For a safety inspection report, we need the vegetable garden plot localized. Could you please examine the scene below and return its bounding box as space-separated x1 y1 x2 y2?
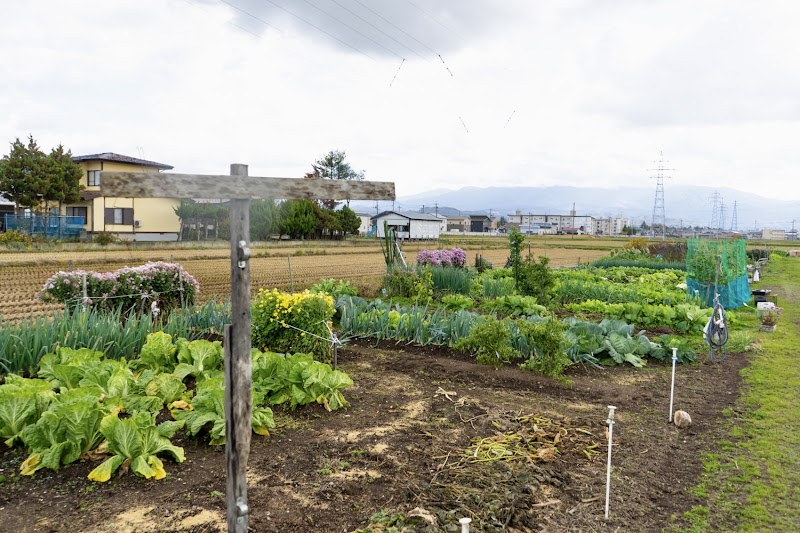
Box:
0 340 750 532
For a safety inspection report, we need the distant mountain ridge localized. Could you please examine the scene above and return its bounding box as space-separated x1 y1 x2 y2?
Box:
350 185 799 229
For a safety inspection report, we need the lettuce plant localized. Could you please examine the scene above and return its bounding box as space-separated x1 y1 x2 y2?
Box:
171 378 274 445
174 339 223 380
129 332 178 373
20 395 105 475
87 412 185 482
0 375 56 447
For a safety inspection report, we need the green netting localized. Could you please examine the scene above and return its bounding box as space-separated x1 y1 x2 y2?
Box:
685 239 749 309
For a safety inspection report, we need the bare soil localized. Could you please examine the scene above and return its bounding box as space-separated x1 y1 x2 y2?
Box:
0 342 748 532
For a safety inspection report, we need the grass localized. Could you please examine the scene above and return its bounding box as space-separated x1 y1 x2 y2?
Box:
681 256 800 531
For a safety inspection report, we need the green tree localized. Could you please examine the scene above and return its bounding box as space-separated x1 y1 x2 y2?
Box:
279 200 316 239
0 136 48 212
250 199 280 241
43 144 83 212
312 203 341 239
310 150 365 209
621 225 637 236
337 205 361 236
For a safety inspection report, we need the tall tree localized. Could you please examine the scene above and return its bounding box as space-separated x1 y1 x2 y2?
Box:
43 144 83 211
0 136 48 213
250 199 281 241
278 199 316 239
310 150 365 209
337 205 361 236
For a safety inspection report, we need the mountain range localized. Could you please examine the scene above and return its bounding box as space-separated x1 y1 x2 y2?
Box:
352 185 800 229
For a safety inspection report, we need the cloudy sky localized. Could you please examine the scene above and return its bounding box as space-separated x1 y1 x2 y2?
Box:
2 0 800 202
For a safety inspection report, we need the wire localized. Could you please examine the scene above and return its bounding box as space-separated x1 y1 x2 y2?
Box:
256 0 375 59
402 0 467 42
389 58 405 86
216 0 283 33
296 0 403 59
504 110 516 128
348 0 439 56
459 116 469 133
326 0 425 60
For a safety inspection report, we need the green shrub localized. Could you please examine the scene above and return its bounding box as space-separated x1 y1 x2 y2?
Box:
454 316 515 366
516 256 555 304
93 232 117 245
440 294 475 311
0 229 33 245
515 319 570 379
384 267 433 304
251 289 335 362
474 254 493 273
309 278 358 300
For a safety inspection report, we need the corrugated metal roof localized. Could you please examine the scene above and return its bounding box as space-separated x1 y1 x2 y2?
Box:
372 210 442 221
72 152 174 170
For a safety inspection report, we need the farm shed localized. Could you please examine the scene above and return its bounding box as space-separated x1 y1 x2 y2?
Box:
372 211 441 240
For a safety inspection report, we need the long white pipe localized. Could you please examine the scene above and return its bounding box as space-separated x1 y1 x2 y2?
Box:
604 405 617 520
669 348 678 422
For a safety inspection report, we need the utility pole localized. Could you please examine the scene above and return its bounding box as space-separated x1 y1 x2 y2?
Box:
375 201 379 217
435 202 438 217
649 151 672 239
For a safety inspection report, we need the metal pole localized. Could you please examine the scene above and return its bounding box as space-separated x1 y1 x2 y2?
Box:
288 255 294 292
604 405 617 520
669 348 678 422
225 164 252 533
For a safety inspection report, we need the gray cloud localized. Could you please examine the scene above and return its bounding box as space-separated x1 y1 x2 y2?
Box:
203 0 516 60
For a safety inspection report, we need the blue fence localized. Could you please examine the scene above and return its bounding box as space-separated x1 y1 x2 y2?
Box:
4 215 86 239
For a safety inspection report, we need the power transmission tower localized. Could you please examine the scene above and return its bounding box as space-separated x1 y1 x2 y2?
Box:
709 191 721 230
649 151 672 239
730 200 738 231
719 201 727 234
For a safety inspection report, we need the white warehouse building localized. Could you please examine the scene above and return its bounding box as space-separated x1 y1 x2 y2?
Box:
372 211 441 240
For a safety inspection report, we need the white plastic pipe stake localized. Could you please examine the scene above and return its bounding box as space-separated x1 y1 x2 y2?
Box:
459 517 472 533
604 405 617 520
669 348 678 422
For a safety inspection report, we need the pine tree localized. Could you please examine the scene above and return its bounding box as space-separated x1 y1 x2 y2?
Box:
0 136 48 212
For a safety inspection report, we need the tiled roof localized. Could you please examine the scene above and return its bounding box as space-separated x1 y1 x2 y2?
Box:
72 152 173 170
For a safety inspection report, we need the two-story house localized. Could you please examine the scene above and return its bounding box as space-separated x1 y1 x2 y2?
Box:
63 152 181 241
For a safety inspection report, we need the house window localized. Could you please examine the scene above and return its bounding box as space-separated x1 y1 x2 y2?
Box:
88 170 101 186
104 207 133 225
67 206 88 223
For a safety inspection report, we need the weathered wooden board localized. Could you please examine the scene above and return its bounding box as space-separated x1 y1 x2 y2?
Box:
99 172 396 200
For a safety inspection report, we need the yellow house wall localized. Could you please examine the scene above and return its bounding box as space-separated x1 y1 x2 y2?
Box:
66 161 181 235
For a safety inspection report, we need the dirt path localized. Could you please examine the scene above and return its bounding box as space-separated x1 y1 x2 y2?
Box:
0 342 747 532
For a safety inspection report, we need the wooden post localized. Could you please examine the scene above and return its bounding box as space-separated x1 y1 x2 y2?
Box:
225 163 252 533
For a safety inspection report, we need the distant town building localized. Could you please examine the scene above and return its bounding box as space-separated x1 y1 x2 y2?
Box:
506 209 627 235
355 212 373 235
762 229 786 240
372 211 441 240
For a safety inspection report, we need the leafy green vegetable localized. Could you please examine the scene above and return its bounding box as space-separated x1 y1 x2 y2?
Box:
129 331 178 373
134 370 187 404
19 396 104 475
0 376 55 447
174 339 223 380
171 378 274 445
87 412 185 482
37 347 104 389
252 350 353 410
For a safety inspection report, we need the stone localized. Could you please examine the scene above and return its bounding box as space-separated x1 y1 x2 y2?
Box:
674 410 692 428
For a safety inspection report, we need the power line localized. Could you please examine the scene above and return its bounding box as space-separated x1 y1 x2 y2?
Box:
256 0 375 59
348 0 439 56
326 0 426 60
297 0 403 59
503 110 516 128
458 116 469 133
388 58 405 86
402 0 467 43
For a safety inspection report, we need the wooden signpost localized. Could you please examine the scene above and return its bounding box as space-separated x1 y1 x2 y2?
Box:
101 165 395 532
